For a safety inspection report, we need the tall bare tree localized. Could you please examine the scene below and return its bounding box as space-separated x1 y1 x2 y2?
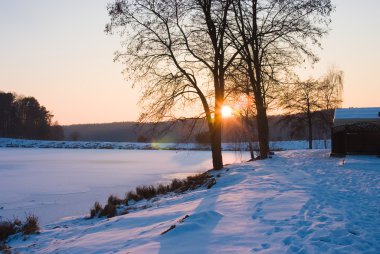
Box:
316 68 344 146
106 0 239 169
279 68 343 149
280 79 321 149
229 0 334 158
319 68 344 111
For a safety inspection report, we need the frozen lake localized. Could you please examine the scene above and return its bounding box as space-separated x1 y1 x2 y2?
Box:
0 148 249 224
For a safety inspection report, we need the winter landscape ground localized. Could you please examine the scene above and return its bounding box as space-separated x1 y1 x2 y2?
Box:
2 146 379 253
0 147 249 225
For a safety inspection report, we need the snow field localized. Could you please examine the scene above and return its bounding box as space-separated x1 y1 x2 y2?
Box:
7 150 380 253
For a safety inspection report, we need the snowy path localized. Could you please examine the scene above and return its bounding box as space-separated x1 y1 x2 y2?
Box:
8 150 380 253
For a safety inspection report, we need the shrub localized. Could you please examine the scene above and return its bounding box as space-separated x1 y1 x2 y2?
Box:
185 173 211 190
90 201 117 219
100 204 117 218
0 221 16 241
0 215 39 243
90 172 216 219
12 218 22 228
206 178 216 189
169 179 183 192
22 214 39 235
107 195 122 206
156 184 170 195
90 201 103 218
135 185 156 200
125 191 142 202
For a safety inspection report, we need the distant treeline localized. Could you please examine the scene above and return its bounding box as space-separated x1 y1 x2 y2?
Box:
0 92 64 140
63 111 333 143
0 90 332 143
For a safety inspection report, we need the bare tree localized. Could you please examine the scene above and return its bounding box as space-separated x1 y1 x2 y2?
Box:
279 68 343 149
229 0 334 158
280 79 321 149
319 68 344 111
316 68 344 146
106 0 334 163
106 0 240 169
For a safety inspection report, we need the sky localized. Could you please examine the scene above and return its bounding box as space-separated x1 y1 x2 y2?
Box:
0 0 379 125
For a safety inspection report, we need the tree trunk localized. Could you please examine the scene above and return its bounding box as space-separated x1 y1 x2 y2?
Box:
255 96 270 159
210 127 223 170
242 110 255 160
251 0 269 159
205 80 224 170
307 110 313 149
248 141 255 160
209 109 223 170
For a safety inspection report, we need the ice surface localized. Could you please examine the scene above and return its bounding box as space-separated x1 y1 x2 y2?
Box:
0 148 249 224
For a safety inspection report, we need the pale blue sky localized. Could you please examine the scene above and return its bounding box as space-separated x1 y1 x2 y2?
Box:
0 0 379 124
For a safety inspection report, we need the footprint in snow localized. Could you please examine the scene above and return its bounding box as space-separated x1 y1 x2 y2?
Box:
251 243 271 252
265 226 283 236
252 208 263 220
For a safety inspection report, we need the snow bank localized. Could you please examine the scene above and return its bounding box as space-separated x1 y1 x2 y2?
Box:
7 150 379 253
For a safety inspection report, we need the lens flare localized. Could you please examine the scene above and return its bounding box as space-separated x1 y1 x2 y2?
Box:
222 105 233 118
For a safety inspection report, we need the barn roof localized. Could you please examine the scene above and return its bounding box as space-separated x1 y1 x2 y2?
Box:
334 107 380 126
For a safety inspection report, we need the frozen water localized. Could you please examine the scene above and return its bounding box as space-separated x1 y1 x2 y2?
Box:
0 148 249 224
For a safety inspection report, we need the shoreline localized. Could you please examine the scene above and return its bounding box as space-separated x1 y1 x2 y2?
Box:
0 138 330 151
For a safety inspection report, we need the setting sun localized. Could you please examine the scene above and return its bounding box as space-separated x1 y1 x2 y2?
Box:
222 105 233 118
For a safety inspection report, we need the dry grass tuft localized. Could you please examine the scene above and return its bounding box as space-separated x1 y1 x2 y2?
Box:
156 184 170 195
169 179 183 192
0 221 17 241
90 201 103 218
89 172 216 219
125 191 142 202
0 215 40 243
100 204 117 218
135 185 157 200
22 214 40 235
107 195 123 206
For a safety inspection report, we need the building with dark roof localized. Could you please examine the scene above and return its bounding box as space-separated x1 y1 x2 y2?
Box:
331 107 380 155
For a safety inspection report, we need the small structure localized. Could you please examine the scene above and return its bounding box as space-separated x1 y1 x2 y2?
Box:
331 107 380 155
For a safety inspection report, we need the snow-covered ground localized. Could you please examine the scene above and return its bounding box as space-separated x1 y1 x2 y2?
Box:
0 138 330 151
0 148 249 225
7 150 380 253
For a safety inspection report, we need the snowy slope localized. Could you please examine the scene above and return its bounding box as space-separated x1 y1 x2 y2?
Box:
7 150 379 253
